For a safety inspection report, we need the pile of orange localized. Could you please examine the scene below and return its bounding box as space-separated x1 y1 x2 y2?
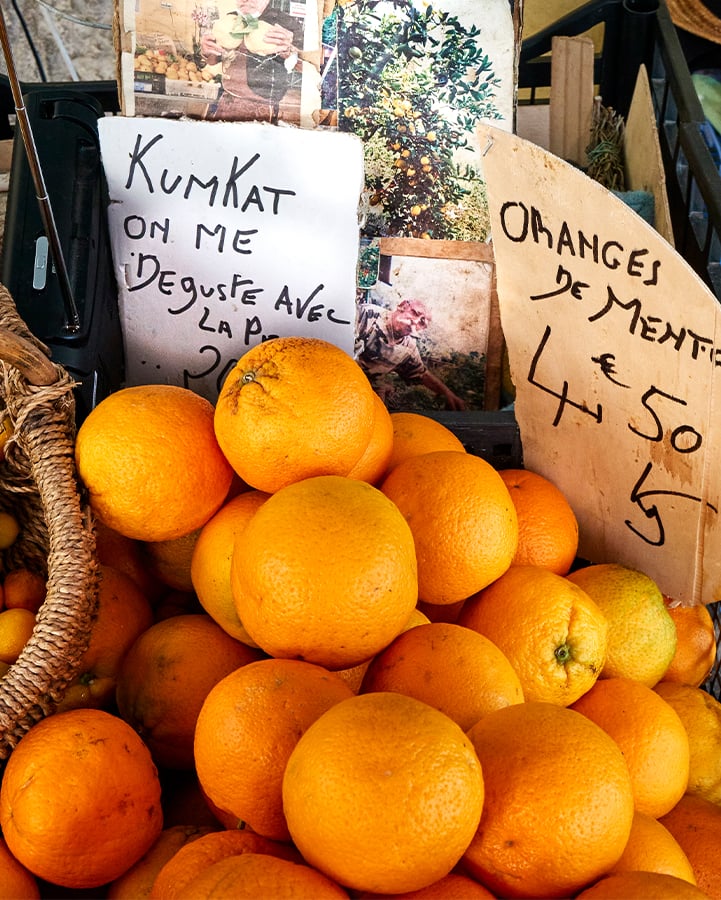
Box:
0 334 719 898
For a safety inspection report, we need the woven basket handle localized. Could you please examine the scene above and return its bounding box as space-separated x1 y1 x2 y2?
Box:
0 327 58 386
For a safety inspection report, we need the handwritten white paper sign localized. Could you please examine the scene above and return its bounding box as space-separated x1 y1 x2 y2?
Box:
98 117 364 401
479 124 721 605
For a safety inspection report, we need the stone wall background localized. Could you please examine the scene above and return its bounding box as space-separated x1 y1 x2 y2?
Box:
0 0 116 85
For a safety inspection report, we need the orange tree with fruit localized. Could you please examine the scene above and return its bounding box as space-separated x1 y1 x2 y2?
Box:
334 0 502 239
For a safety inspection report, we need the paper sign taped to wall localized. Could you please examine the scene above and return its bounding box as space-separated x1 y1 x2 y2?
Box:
98 116 364 401
479 124 721 606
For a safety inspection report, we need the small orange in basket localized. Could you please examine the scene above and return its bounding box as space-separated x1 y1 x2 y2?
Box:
380 450 517 605
608 810 696 884
231 475 418 668
347 391 395 484
462 702 634 899
0 607 35 665
1 568 45 613
498 468 579 574
661 599 718 688
194 657 353 842
106 824 217 900
566 563 677 687
57 563 154 712
116 613 263 770
75 384 234 542
0 708 163 890
171 853 347 900
150 829 302 900
576 871 709 899
0 837 39 899
282 691 484 896
384 411 466 475
190 489 270 646
571 677 690 818
459 565 607 706
214 336 376 493
654 681 721 806
659 794 721 898
360 622 524 731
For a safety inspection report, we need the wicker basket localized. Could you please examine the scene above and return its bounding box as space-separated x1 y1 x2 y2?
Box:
0 284 99 759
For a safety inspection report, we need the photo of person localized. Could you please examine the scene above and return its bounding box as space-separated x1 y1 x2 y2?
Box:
354 240 503 412
201 0 305 123
356 298 467 411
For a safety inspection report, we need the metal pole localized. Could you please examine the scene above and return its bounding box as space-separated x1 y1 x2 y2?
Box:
0 1 80 333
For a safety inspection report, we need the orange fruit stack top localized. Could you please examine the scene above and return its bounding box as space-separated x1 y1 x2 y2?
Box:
0 708 163 890
462 701 634 899
570 676 690 818
360 621 524 731
384 411 466 476
282 691 484 896
194 657 353 842
459 565 608 706
231 474 418 669
661 598 718 688
499 467 579 574
75 384 233 542
214 336 377 493
380 450 518 605
566 563 677 687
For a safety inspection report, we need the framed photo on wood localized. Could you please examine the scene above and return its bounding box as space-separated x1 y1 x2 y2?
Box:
355 237 504 412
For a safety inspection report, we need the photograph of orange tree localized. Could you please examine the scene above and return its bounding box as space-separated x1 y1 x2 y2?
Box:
328 0 517 241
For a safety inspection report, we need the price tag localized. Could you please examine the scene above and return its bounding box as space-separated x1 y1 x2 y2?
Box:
479 124 721 605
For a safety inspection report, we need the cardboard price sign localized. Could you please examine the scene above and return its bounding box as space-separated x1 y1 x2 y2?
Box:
479 124 721 605
98 117 364 402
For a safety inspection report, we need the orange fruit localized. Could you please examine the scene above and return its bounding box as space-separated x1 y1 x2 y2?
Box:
576 871 710 899
231 475 418 669
142 529 201 593
335 606 432 693
1 568 46 613
498 468 579 574
662 599 718 688
150 829 302 899
608 810 697 884
459 565 607 706
0 708 163 889
347 391 395 484
380 450 518 605
654 681 721 806
214 336 376 493
357 872 496 899
360 622 524 731
57 563 155 711
384 411 466 475
194 657 354 842
94 520 166 604
0 607 35 664
107 824 217 899
571 677 690 818
116 613 263 770
0 837 39 899
566 563 677 687
190 490 270 646
172 853 348 900
659 794 721 898
282 691 485 895
462 701 634 899
75 384 234 542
